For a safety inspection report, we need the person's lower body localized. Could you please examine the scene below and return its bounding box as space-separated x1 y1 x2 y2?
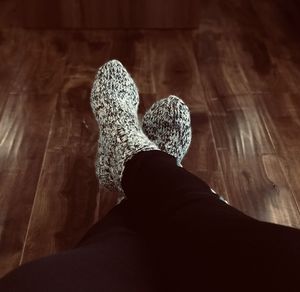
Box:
2 150 300 291
2 60 300 292
121 150 300 291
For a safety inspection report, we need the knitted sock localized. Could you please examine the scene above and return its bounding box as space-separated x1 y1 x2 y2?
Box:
142 95 192 166
142 95 229 204
90 60 158 197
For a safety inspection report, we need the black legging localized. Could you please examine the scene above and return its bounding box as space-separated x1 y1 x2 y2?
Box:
1 151 300 291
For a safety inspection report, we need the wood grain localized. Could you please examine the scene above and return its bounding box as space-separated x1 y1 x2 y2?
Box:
0 31 67 276
19 31 112 263
193 32 300 225
258 92 300 216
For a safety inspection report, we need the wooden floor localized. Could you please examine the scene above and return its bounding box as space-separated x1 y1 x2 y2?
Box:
1 0 300 277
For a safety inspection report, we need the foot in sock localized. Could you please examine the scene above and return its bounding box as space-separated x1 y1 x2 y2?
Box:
142 95 192 166
142 95 229 204
90 60 158 197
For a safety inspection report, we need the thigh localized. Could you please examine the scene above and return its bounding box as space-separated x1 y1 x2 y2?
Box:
0 200 158 292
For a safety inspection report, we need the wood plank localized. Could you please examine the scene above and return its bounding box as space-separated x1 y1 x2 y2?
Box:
257 92 300 214
149 31 208 110
20 31 69 95
193 26 300 226
148 30 227 197
19 31 112 264
193 29 295 97
109 30 155 95
20 75 100 262
218 149 300 227
185 111 228 197
0 30 67 277
194 9 300 95
0 29 31 107
0 92 56 278
207 92 300 226
0 30 67 95
237 39 300 94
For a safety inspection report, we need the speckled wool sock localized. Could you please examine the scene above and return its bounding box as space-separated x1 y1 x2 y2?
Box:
142 95 192 166
90 60 158 196
142 95 229 204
